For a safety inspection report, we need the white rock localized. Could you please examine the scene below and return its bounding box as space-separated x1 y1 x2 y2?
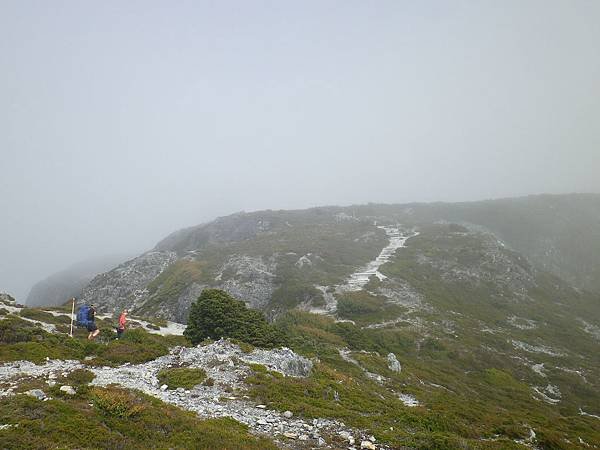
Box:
25 389 46 400
387 353 401 372
283 410 293 418
283 432 298 439
339 431 352 440
59 385 76 395
160 384 168 391
256 404 267 409
361 441 376 449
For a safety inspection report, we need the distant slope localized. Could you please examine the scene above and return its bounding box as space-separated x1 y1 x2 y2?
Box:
399 193 600 293
26 254 132 307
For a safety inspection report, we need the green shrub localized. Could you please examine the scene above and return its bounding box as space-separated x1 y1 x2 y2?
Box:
337 292 383 316
91 387 146 418
157 367 207 389
0 316 47 344
184 289 285 348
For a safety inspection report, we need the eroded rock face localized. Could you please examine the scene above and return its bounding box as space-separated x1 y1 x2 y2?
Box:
81 251 177 314
215 255 277 310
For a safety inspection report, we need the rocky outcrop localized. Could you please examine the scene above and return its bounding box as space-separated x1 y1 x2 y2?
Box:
81 251 177 314
387 353 401 373
215 255 276 310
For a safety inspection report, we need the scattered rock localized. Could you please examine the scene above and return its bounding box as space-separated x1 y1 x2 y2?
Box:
387 353 401 373
361 441 377 450
283 432 298 439
59 385 76 395
160 384 168 391
398 393 420 407
283 410 293 419
25 389 46 401
339 431 352 440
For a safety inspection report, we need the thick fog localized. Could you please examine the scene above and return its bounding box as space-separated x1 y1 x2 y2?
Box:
1 1 599 301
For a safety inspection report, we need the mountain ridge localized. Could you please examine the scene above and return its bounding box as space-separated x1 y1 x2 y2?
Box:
82 193 600 321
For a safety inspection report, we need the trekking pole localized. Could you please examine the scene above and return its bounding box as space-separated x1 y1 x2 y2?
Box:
69 297 75 337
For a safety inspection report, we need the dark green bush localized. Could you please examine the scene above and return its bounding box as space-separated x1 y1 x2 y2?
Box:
184 289 285 348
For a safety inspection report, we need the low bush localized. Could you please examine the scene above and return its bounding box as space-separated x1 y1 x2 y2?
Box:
157 367 207 389
91 387 146 418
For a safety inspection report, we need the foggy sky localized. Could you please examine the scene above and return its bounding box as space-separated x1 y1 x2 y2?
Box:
1 0 600 301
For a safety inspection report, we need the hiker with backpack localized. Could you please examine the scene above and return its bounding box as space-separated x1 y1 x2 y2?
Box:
76 304 100 340
116 309 128 339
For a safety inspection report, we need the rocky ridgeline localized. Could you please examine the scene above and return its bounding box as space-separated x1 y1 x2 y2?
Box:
0 340 384 449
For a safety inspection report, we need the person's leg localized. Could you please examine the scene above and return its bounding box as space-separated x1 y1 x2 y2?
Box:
116 328 123 339
88 324 99 340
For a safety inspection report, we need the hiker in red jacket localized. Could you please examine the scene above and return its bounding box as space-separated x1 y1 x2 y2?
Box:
116 309 128 339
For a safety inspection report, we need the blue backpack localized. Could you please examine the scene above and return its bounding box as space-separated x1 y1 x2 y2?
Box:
76 305 92 327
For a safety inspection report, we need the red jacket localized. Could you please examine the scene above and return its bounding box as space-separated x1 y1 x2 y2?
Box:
118 314 127 330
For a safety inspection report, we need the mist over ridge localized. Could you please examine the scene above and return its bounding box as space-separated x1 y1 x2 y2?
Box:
2 1 600 301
